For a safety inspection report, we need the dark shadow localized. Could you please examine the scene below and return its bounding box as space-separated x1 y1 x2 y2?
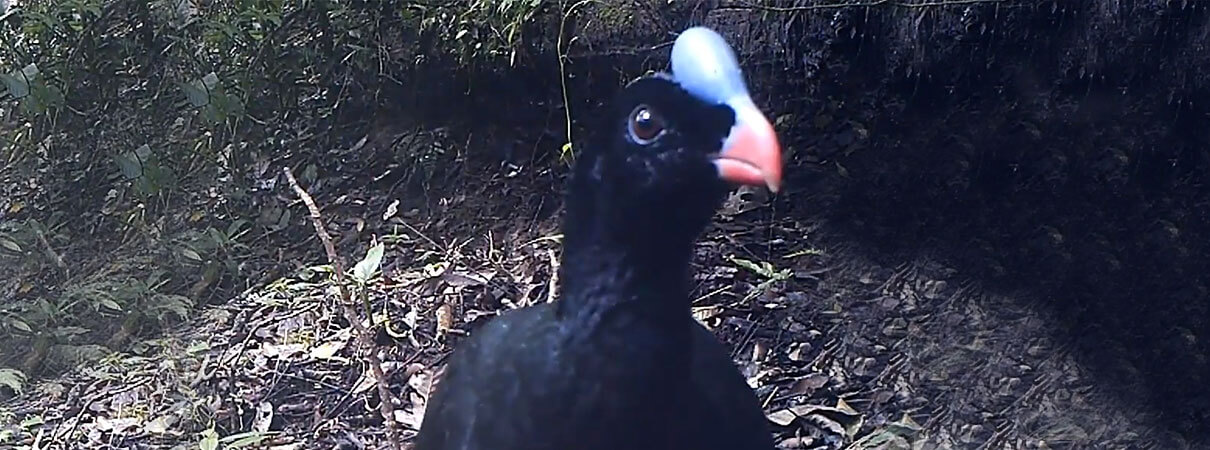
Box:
774 4 1210 441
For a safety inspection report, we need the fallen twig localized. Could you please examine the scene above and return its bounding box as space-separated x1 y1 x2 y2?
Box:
726 0 1008 12
283 167 404 450
31 219 66 271
544 247 559 305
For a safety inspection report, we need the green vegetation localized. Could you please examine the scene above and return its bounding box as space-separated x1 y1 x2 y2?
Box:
2 0 1208 448
0 0 557 389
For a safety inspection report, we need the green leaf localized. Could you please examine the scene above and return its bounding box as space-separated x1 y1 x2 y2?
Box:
728 256 791 281
309 340 345 360
274 208 291 230
147 268 165 287
142 162 176 193
225 219 250 239
114 144 152 180
0 63 38 98
729 256 772 277
199 428 219 450
54 326 90 337
0 368 27 394
144 415 174 434
301 164 318 183
20 415 44 428
113 153 140 180
152 294 193 320
178 80 206 107
221 431 275 448
180 72 220 107
783 248 823 259
0 237 22 253
32 83 64 109
0 74 21 98
179 247 203 262
835 161 849 178
207 226 228 245
351 242 385 283
98 298 122 312
10 68 58 115
203 90 244 123
299 264 334 281
849 413 921 449
187 341 212 354
560 142 574 162
8 318 32 333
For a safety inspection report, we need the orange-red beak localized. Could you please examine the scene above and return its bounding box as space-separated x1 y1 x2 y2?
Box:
712 97 782 193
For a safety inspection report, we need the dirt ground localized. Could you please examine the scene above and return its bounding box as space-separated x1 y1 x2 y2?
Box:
4 3 1210 448
2 136 1204 449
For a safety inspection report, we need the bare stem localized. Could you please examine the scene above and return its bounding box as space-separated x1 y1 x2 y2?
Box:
282 167 404 450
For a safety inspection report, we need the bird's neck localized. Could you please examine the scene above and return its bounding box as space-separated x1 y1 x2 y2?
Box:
554 199 704 323
561 233 695 310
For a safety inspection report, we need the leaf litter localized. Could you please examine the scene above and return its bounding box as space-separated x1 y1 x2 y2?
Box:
0 127 1193 450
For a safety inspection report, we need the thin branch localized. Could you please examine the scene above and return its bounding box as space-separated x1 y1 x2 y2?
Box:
282 167 404 450
543 248 559 306
31 220 66 271
566 40 674 59
727 0 1008 12
556 0 596 160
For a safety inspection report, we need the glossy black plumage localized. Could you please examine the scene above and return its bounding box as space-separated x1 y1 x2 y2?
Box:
412 76 777 450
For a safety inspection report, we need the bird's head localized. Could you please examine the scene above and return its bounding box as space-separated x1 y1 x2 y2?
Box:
568 27 782 241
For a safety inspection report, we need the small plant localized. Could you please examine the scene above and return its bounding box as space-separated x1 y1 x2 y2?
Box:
413 0 548 66
728 256 792 302
0 63 64 116
0 368 28 395
172 219 252 282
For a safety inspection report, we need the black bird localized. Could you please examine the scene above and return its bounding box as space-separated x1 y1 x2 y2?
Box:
413 27 782 450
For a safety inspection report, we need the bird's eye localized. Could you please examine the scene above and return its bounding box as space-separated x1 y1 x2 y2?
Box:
627 105 666 144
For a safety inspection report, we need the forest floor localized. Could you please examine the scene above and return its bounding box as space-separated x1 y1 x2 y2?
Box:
2 119 1202 450
4 2 1210 450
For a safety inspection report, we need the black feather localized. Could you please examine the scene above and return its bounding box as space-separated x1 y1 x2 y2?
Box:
413 75 775 450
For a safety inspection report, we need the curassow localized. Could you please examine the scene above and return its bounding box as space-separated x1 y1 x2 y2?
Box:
413 27 782 450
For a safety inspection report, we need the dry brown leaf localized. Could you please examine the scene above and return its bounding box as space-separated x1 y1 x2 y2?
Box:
142 415 176 435
780 436 821 448
691 304 724 327
352 361 404 394
850 432 911 450
719 185 767 217
440 270 489 288
752 340 768 363
766 402 862 435
787 341 812 362
403 307 419 329
309 340 346 360
398 366 439 430
395 391 428 430
407 367 435 398
94 417 140 433
261 343 305 359
435 303 454 336
254 401 274 433
849 413 922 450
789 373 830 396
383 199 400 221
